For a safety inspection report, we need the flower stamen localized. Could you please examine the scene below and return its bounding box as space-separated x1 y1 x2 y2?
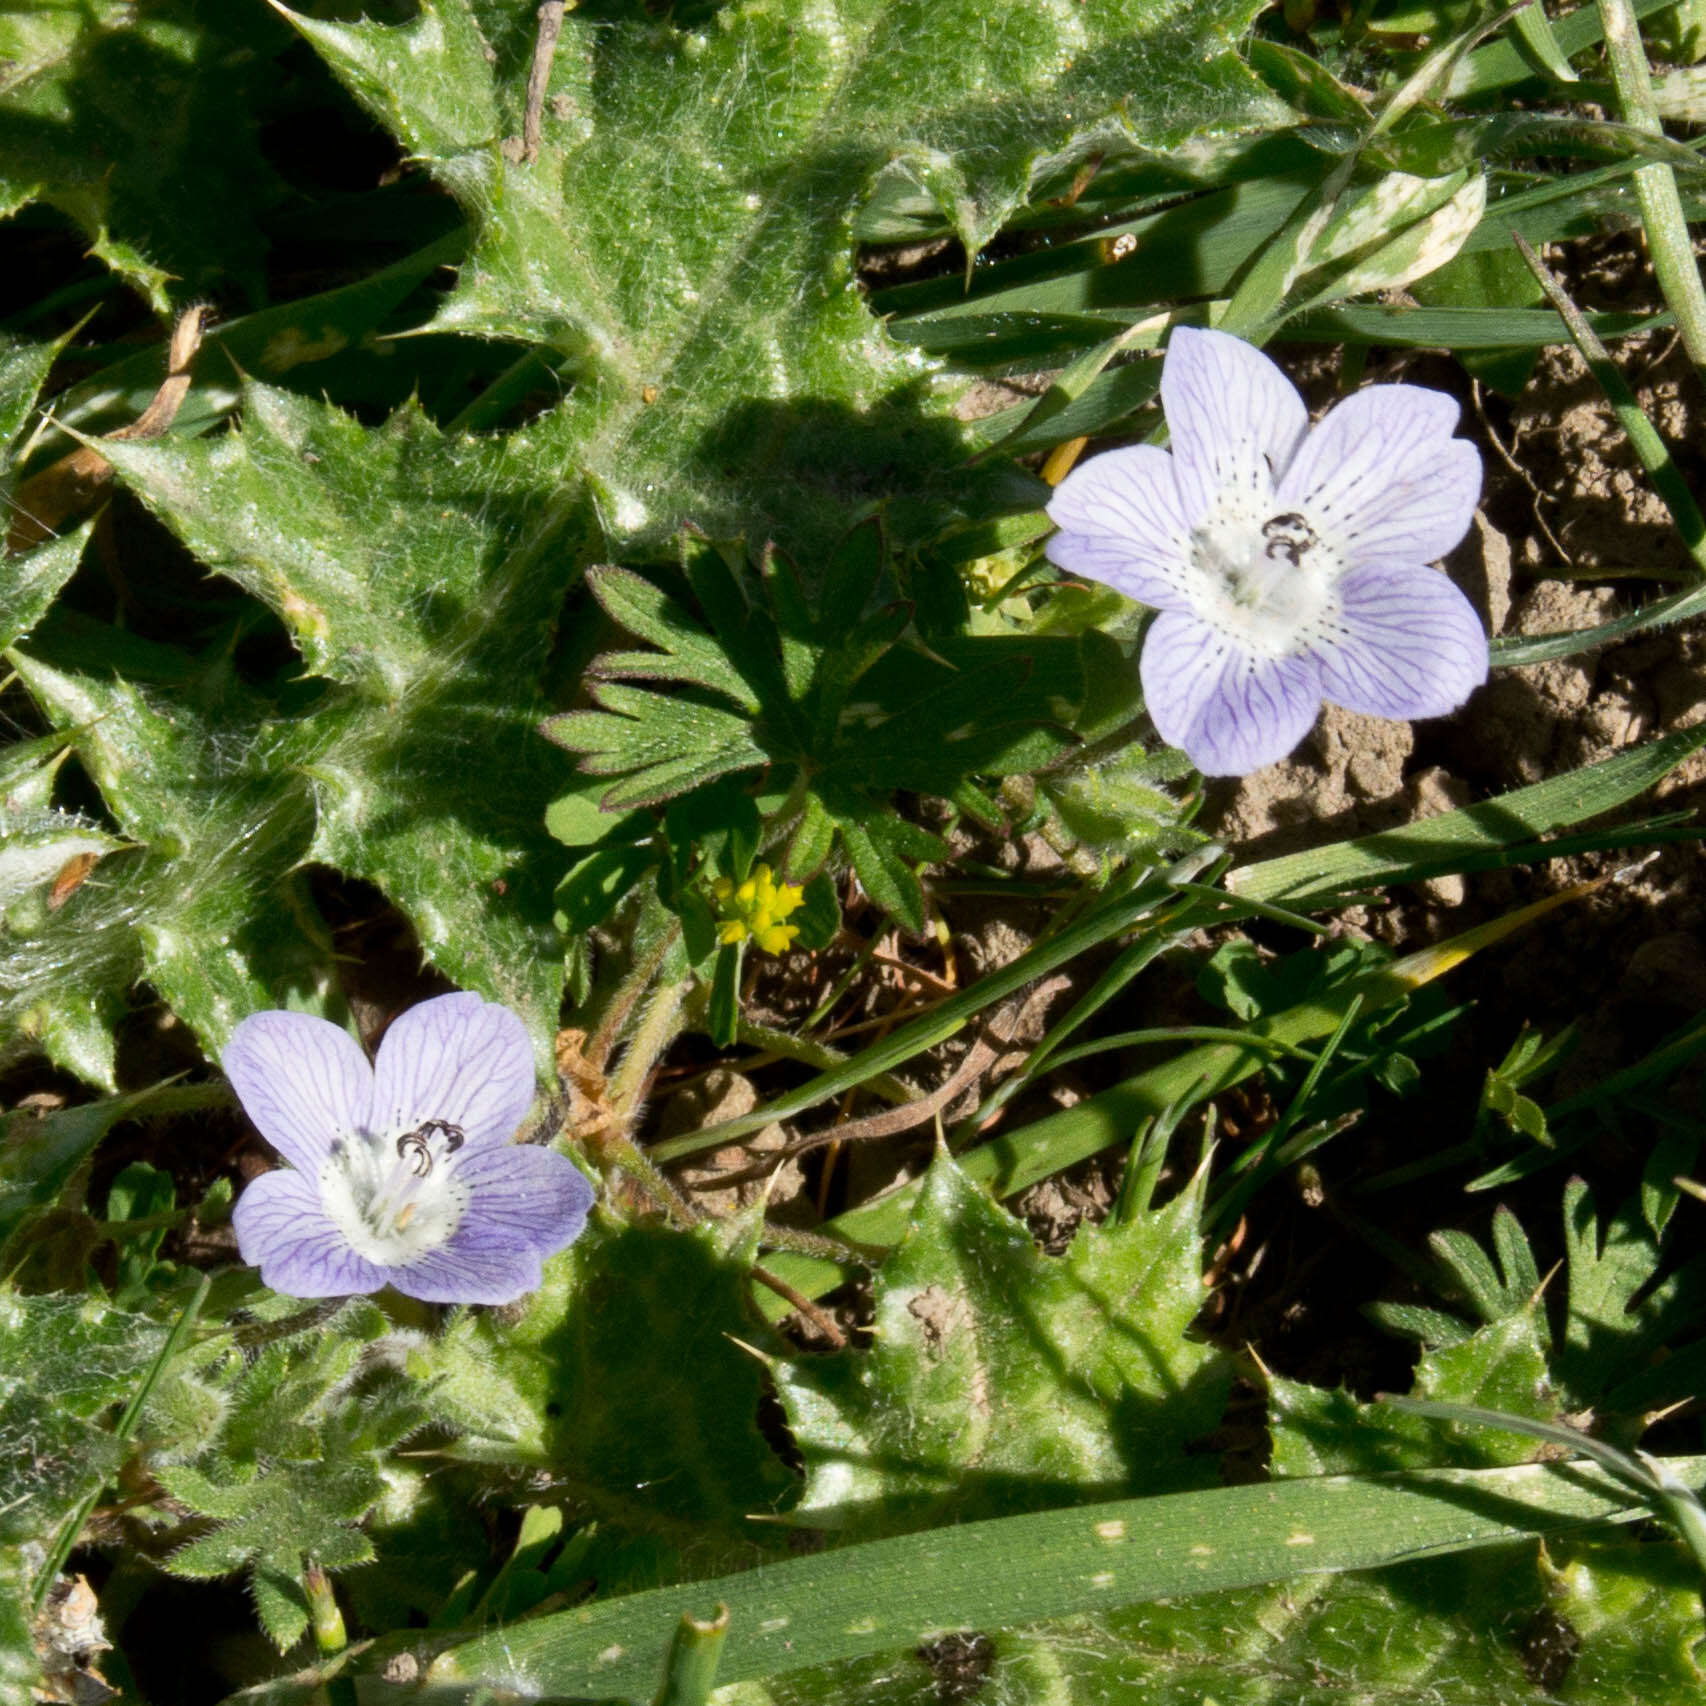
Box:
395 1118 466 1177
1262 513 1317 566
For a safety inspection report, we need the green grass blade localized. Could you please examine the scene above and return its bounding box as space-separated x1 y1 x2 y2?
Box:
1507 0 1581 81
1596 0 1706 370
1451 0 1675 97
647 862 1198 1164
1515 232 1706 569
1492 577 1706 665
762 887 1595 1310
1293 302 1667 350
1228 721 1706 906
413 1457 1704 1702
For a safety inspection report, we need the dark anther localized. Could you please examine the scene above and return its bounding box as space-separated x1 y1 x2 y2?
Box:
395 1119 467 1176
1262 511 1317 565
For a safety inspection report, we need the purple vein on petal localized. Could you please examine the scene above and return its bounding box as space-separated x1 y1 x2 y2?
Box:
223 1010 372 1171
369 992 537 1148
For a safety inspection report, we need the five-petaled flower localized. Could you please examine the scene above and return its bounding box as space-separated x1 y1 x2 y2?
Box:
711 863 805 954
1044 327 1488 776
225 993 594 1305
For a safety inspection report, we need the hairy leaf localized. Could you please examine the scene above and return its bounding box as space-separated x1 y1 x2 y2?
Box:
0 0 292 305
158 1301 423 1650
3 647 330 1075
26 381 593 1060
777 1148 1229 1536
281 0 1279 550
0 1291 165 1548
416 1214 797 1552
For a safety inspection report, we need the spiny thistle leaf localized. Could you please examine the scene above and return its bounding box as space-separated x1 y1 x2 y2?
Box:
0 1 291 306
19 382 593 1063
1270 1313 1557 1478
3 647 330 1072
279 0 1281 550
775 1148 1230 1537
974 1535 1706 1706
0 332 62 454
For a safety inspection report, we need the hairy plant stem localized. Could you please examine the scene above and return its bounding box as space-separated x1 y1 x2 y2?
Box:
1597 0 1706 370
607 975 689 1121
304 1565 349 1656
586 920 682 1075
605 1134 698 1227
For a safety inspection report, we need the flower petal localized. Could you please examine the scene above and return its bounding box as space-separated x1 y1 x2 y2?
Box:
1277 385 1481 568
1044 444 1195 611
1161 327 1309 529
223 1010 372 1171
232 1168 390 1299
388 1145 595 1305
387 1241 543 1306
1140 611 1322 776
1311 564 1488 720
369 992 537 1150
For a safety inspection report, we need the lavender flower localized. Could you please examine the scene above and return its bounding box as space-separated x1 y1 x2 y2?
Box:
225 993 594 1305
1045 327 1488 776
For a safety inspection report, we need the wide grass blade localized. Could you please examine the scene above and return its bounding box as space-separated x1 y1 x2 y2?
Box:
400 1457 1705 1703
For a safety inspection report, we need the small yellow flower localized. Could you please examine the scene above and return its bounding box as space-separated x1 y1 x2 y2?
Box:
710 862 806 955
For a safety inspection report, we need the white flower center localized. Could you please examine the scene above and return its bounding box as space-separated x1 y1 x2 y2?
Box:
1188 482 1343 658
319 1119 471 1266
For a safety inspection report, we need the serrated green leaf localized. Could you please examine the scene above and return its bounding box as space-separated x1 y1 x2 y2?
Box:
98 387 549 696
161 1456 382 1572
158 1313 418 1648
550 531 1084 930
925 1536 1702 1706
1271 1313 1555 1479
587 567 762 712
0 333 60 454
3 647 334 1071
777 1148 1228 1536
1373 1186 1705 1427
0 0 292 305
0 522 91 655
557 685 768 779
280 0 1279 549
55 380 596 1053
0 1291 166 1547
